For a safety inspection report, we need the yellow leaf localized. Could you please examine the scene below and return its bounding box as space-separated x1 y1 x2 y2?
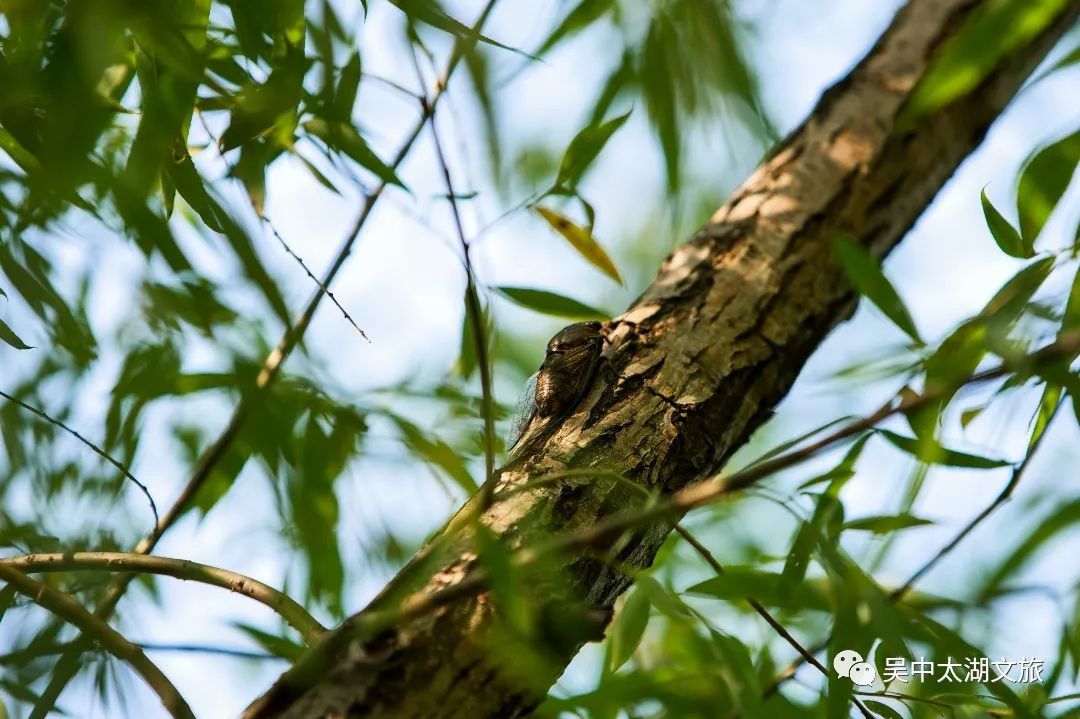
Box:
534 206 623 285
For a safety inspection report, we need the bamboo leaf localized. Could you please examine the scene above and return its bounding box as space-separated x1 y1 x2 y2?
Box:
1017 129 1080 244
495 287 608 320
832 235 922 342
607 587 650 671
842 514 933 534
981 188 1031 258
555 110 631 189
879 429 1009 469
304 118 404 187
0 319 33 350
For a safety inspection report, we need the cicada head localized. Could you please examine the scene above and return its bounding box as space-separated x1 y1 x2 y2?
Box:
547 321 602 353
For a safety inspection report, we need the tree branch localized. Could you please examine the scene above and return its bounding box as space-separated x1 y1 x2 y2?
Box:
0 564 193 719
0 552 326 644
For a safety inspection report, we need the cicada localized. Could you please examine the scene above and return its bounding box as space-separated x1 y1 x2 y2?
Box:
507 321 603 449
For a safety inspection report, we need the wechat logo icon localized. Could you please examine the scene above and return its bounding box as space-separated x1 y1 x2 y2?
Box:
834 649 877 687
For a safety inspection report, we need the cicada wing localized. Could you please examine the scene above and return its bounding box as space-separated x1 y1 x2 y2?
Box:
506 372 538 449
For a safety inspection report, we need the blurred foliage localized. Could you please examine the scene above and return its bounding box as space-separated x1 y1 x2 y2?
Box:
0 0 1076 718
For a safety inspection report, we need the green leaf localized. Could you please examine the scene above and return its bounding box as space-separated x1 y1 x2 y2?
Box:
475 525 530 635
216 207 292 326
899 0 1073 127
1017 129 1080 244
831 235 921 342
981 188 1030 258
535 0 616 57
167 155 224 232
863 700 905 719
842 514 933 534
980 255 1055 319
980 497 1080 599
879 429 1009 468
555 110 631 189
1029 383 1062 450
0 319 32 350
0 585 16 626
534 206 623 285
304 118 404 187
232 623 305 661
495 287 608 320
687 569 831 612
607 587 650 671
392 415 477 494
391 0 517 53
633 574 692 622
0 125 43 174
334 51 362 120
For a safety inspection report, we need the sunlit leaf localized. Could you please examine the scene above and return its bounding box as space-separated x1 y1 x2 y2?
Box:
1017 128 1080 244
688 569 831 612
534 206 623 284
900 0 1072 126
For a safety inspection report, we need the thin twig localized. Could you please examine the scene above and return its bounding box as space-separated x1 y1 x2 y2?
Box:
194 108 369 342
1 552 326 644
29 4 501 714
258 213 370 342
416 52 497 505
0 389 158 529
0 564 194 719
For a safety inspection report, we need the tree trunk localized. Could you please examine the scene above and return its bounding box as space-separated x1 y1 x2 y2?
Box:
246 0 1080 716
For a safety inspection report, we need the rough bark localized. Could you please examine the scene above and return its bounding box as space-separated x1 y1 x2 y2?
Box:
246 1 1080 717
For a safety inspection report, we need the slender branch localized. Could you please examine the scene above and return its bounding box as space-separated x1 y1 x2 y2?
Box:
673 525 874 719
258 211 370 342
29 3 500 715
0 552 326 644
417 53 497 505
195 108 369 342
0 564 194 719
0 389 158 528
